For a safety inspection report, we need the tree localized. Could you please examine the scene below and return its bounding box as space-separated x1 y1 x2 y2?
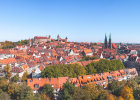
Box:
22 72 28 81
73 87 90 100
8 82 19 95
41 63 86 78
111 60 125 71
4 64 12 79
41 84 54 99
0 90 10 100
15 83 34 100
108 80 126 96
0 78 8 92
83 83 107 100
127 80 138 90
11 74 20 82
80 56 99 61
121 85 134 100
133 87 140 100
60 81 75 100
41 93 50 100
33 93 42 100
118 96 124 100
107 94 115 100
85 63 97 75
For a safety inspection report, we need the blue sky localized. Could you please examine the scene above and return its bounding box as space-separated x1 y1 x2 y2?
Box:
0 0 140 43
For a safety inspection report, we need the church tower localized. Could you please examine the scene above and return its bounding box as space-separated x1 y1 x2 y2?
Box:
104 34 108 49
29 38 32 47
65 37 68 42
57 34 60 41
109 33 112 49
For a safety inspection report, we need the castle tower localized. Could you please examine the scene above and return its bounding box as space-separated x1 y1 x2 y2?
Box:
65 37 68 42
57 34 60 41
49 35 51 39
104 34 108 49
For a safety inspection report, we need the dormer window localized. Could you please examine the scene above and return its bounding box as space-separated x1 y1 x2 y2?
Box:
30 80 32 82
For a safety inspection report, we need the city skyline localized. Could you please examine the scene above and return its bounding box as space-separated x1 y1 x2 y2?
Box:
0 0 140 43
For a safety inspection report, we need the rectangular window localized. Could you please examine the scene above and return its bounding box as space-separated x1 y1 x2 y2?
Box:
34 84 39 89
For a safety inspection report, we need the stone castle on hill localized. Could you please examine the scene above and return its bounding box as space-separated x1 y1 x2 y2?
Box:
29 35 68 45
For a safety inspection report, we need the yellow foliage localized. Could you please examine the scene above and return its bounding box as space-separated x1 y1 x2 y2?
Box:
121 85 134 100
4 64 11 72
41 93 50 100
0 78 8 87
84 83 100 99
107 94 115 100
118 96 124 100
8 83 19 95
22 72 28 81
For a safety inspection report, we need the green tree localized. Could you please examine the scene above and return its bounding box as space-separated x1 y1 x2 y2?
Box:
108 80 126 96
73 87 90 100
111 60 125 71
0 90 10 100
61 81 75 100
80 56 99 61
133 87 140 100
14 83 34 100
41 63 86 78
85 62 97 75
41 84 54 99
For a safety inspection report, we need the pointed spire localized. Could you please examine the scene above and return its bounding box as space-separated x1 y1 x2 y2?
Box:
100 53 104 59
109 33 111 40
65 36 68 39
104 33 108 49
109 33 112 49
105 33 107 41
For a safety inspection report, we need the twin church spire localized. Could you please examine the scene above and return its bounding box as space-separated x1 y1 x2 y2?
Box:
104 33 112 49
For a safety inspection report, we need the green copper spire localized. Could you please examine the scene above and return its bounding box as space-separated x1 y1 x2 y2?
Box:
109 33 112 49
104 33 108 49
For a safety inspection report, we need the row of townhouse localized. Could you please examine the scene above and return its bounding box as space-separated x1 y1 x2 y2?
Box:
27 68 138 98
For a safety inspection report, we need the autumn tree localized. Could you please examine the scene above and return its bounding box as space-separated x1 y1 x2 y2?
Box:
21 72 28 81
4 64 12 79
41 93 50 100
83 83 107 100
121 85 134 100
118 96 124 100
108 80 126 96
107 94 115 100
11 74 20 82
0 78 8 92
